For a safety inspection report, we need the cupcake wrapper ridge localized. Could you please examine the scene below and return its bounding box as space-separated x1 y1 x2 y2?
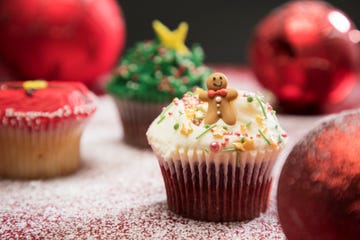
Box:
0 121 85 179
114 98 167 148
155 149 280 222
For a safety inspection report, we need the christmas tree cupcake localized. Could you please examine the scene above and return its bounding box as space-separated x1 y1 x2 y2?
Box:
147 72 287 221
0 80 96 179
107 20 211 148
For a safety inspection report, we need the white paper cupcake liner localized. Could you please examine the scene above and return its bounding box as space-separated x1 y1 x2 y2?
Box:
0 121 85 179
156 148 280 221
114 98 167 148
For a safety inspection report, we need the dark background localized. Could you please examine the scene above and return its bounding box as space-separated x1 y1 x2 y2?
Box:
118 0 360 64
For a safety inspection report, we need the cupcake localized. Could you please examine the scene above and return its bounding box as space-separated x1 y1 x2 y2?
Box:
147 72 287 221
0 80 96 179
107 20 211 148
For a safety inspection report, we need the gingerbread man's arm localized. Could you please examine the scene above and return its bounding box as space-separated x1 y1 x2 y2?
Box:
226 88 238 101
199 89 209 101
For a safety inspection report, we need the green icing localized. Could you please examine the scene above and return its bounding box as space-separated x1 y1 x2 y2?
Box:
107 40 211 103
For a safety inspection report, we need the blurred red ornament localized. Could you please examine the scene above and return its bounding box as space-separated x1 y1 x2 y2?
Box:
277 110 360 240
0 0 126 94
249 0 360 114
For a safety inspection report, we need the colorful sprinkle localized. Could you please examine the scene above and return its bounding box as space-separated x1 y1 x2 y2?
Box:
209 142 220 152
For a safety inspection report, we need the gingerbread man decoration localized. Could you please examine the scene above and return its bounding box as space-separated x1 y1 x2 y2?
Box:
199 72 238 125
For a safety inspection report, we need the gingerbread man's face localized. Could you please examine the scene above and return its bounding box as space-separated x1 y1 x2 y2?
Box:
206 72 228 90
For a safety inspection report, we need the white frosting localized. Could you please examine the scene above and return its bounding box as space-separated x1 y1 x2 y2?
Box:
147 90 287 161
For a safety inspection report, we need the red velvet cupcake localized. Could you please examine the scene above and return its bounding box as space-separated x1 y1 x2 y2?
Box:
147 73 287 221
0 80 96 179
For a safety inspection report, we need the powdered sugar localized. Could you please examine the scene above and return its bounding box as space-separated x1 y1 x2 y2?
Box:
0 94 317 239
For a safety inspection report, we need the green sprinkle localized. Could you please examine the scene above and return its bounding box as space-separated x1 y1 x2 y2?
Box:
222 147 236 152
247 96 253 102
157 115 166 124
240 137 246 143
196 124 217 139
203 147 209 153
275 125 279 130
278 135 283 143
255 95 268 119
246 121 252 128
205 124 211 129
258 129 271 145
157 102 173 124
173 123 179 130
222 125 228 130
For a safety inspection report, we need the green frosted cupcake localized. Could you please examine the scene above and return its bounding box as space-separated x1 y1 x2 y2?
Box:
107 20 211 148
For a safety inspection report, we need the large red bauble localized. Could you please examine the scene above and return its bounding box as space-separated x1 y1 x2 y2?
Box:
249 0 360 114
277 110 360 240
0 0 126 90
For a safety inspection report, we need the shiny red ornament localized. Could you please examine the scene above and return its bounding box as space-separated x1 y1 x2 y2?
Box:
249 0 360 114
277 110 360 240
0 0 126 93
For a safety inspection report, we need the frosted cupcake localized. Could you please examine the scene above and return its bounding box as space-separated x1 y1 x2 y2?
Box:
147 72 287 221
107 20 211 148
0 80 96 179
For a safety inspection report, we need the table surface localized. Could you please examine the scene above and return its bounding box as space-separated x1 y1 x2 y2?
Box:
1 66 359 239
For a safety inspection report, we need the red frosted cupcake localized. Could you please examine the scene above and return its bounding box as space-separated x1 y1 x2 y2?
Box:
0 80 96 179
147 73 287 221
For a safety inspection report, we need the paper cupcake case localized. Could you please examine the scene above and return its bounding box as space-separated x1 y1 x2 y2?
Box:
156 148 280 222
114 99 167 148
0 121 86 179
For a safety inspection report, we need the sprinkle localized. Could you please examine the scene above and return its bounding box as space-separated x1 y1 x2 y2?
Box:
246 121 252 128
278 135 283 143
258 129 271 145
222 147 236 152
209 142 220 152
255 95 267 119
173 123 179 130
247 96 253 102
180 122 193 136
157 102 174 124
256 116 264 127
196 124 217 139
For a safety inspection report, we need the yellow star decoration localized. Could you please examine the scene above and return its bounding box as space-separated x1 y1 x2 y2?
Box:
152 20 190 55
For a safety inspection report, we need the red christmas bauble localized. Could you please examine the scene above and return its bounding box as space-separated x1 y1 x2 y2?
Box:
249 0 360 114
0 0 126 93
277 110 360 240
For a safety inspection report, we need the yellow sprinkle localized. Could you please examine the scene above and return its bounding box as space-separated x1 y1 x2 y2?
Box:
23 80 48 90
212 125 226 139
256 116 264 127
233 142 245 151
263 127 268 134
233 138 255 151
180 122 193 136
184 109 195 120
240 124 247 134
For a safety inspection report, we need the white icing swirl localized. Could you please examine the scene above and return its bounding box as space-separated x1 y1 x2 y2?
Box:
147 90 287 161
